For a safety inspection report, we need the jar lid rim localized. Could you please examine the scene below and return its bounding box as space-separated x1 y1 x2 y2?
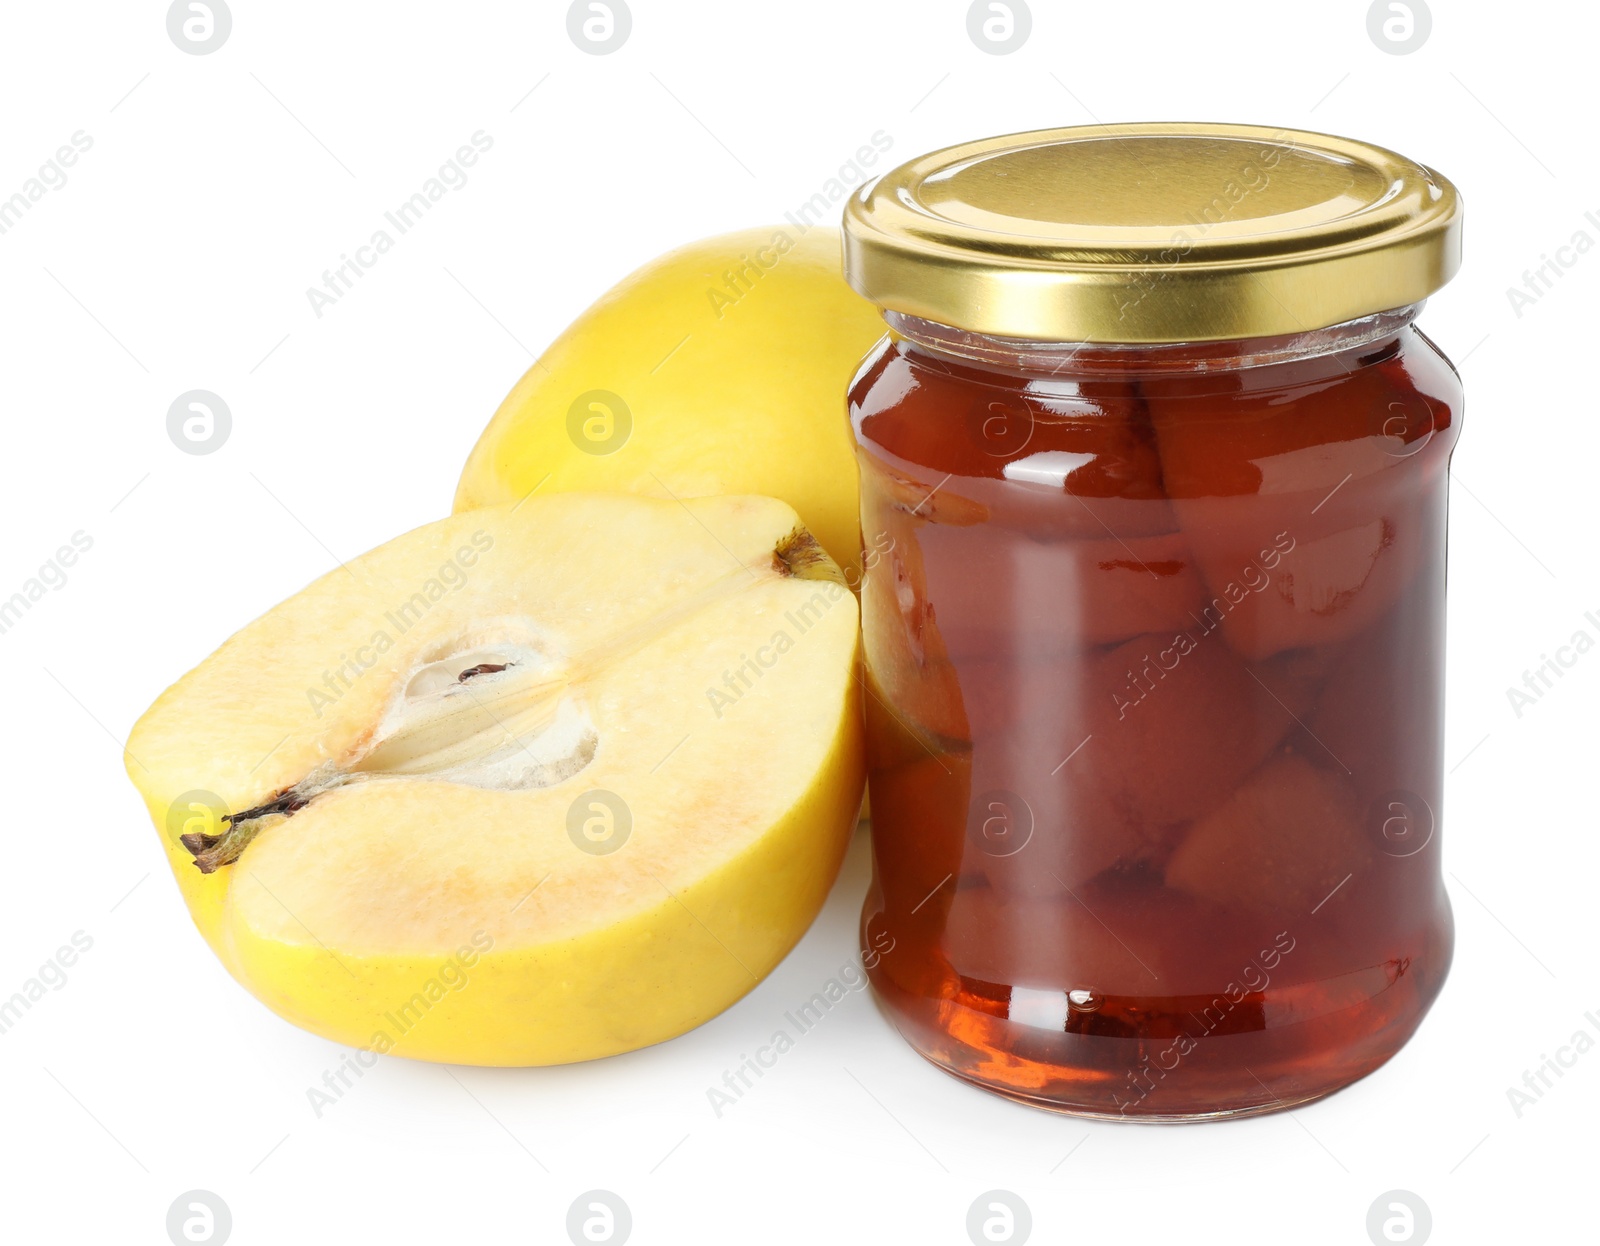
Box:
841 123 1461 343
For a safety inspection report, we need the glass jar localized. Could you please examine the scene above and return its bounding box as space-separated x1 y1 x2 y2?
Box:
842 124 1463 1120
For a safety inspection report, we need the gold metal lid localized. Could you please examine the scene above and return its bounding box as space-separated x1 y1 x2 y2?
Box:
841 123 1461 343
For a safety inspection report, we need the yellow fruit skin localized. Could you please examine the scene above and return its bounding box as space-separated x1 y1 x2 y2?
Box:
128 646 862 1067
452 226 887 579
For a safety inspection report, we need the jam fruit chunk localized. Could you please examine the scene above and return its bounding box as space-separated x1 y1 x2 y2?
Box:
1165 754 1373 915
1146 344 1451 660
968 632 1330 898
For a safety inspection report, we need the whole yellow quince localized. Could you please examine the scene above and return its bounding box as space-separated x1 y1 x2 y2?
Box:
453 226 886 578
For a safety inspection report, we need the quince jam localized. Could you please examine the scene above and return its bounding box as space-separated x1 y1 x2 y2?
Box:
851 309 1460 1119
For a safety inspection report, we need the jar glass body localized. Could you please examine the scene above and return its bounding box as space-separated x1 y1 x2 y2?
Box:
850 307 1460 1120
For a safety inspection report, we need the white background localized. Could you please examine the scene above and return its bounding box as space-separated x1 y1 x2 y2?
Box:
0 1 1591 1243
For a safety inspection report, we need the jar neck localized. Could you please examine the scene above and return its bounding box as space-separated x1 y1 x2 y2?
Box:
883 304 1423 378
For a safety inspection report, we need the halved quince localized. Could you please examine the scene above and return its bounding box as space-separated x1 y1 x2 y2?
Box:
125 495 863 1065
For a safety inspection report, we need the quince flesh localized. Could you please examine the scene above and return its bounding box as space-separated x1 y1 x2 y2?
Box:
125 495 863 1065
